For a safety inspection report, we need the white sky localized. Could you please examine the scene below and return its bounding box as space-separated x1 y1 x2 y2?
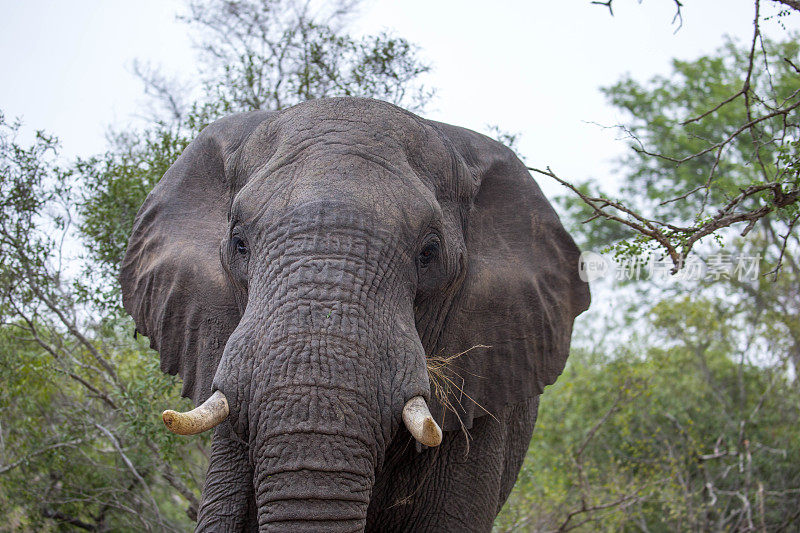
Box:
2 0 798 199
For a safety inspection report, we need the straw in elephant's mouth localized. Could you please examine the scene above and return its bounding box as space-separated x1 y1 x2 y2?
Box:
426 344 496 442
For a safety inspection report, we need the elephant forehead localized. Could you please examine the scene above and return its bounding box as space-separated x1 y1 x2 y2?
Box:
229 98 458 233
236 98 455 187
233 152 441 237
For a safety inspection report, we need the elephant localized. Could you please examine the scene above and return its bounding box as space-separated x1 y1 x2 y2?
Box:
120 97 590 532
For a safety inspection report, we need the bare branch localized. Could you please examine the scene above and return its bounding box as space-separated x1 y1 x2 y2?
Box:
591 0 683 29
145 441 201 521
529 166 685 268
766 211 800 279
40 508 97 531
132 60 191 122
94 424 165 529
0 439 84 475
681 89 745 126
784 57 800 74
553 493 642 533
635 97 800 165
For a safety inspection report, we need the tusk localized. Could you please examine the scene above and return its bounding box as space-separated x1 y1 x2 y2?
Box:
162 390 229 435
402 396 443 447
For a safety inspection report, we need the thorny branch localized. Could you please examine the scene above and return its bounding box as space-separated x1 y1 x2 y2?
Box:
546 0 800 274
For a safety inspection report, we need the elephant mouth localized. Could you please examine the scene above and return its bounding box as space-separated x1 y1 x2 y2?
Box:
162 390 442 447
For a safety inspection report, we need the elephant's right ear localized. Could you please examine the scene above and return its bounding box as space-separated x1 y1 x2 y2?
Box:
120 111 274 406
425 122 591 431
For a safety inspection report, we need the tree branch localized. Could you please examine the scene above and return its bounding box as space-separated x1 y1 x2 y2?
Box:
0 439 84 475
145 441 200 522
94 424 165 529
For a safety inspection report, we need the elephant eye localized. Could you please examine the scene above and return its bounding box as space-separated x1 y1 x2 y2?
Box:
418 240 439 267
233 237 248 256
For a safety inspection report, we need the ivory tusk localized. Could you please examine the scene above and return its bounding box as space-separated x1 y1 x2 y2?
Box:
162 390 229 435
402 396 443 447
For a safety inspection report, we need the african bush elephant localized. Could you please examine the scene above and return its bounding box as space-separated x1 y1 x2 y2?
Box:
121 97 590 532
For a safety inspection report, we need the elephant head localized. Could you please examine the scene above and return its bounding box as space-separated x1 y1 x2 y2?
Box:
120 98 589 531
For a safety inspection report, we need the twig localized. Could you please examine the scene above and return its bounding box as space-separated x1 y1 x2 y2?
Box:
41 508 97 531
531 163 799 273
671 1 684 32
591 0 683 30
635 97 800 165
765 212 799 279
145 441 201 521
682 89 745 126
529 166 685 269
554 493 641 533
590 0 613 16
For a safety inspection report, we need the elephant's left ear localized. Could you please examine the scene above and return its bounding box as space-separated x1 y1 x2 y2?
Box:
120 111 275 406
428 122 591 431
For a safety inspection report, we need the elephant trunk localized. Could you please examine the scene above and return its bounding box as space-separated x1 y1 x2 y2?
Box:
248 307 402 531
249 331 384 532
253 430 374 531
245 295 429 529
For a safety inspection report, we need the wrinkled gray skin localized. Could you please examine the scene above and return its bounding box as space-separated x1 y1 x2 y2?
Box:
121 98 590 532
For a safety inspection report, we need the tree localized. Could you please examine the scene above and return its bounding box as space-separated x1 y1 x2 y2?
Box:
552 30 800 380
535 1 800 273
0 112 203 529
178 0 433 115
496 294 800 531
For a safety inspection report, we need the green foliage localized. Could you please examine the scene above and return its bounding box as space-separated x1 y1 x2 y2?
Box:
501 27 800 532
605 38 798 218
497 296 800 531
0 111 206 530
6 2 799 530
0 114 205 530
0 326 201 531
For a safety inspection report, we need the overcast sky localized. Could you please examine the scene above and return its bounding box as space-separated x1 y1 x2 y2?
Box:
1 0 798 200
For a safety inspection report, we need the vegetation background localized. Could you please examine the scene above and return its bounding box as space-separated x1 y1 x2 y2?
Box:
1 0 798 531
